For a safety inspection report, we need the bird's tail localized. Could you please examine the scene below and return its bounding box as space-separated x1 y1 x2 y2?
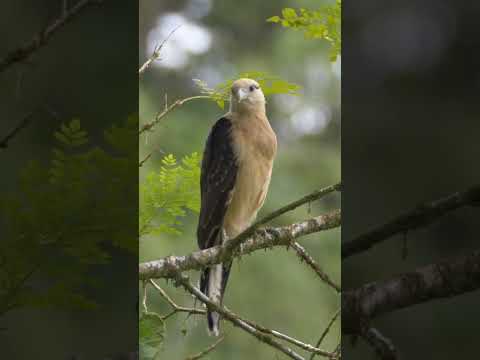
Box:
200 261 232 336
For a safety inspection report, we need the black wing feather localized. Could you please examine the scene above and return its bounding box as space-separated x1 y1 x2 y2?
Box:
197 117 238 250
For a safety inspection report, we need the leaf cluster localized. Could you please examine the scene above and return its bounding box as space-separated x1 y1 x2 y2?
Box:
0 117 138 315
267 0 341 61
193 71 301 109
140 153 201 237
139 311 165 360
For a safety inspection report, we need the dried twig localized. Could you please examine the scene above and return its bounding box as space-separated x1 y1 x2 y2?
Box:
291 241 340 293
138 152 152 167
310 309 341 360
0 0 103 73
138 25 181 75
141 281 148 313
0 111 35 149
139 96 210 135
238 314 336 358
185 336 225 360
149 279 205 320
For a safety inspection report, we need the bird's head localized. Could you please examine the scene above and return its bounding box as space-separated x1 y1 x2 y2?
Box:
230 78 266 113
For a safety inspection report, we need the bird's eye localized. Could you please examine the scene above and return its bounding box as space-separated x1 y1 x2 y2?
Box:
249 85 256 92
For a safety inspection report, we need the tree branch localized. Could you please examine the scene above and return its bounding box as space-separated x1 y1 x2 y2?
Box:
138 25 181 76
342 249 480 335
139 210 341 279
0 111 35 150
342 185 480 259
310 308 340 360
291 241 340 292
139 96 210 135
185 335 225 360
237 315 336 358
224 183 341 254
148 279 205 320
174 273 337 360
0 0 103 74
361 328 397 360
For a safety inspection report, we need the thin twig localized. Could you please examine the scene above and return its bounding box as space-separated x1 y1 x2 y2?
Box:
138 25 181 75
0 111 35 149
142 281 148 313
237 313 336 358
149 279 205 320
0 0 103 73
139 146 165 167
342 184 480 259
139 152 152 167
310 309 341 360
175 273 335 360
185 336 225 360
291 241 340 293
139 96 210 135
139 210 341 279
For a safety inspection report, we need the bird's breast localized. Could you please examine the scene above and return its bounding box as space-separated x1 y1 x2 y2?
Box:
223 121 276 238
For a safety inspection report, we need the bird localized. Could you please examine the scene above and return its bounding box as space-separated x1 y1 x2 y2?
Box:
197 78 277 336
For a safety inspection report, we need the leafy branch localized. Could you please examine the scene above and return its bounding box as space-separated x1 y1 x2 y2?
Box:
139 183 341 279
268 0 341 61
138 30 335 360
193 71 301 109
140 153 201 237
1 117 137 315
139 185 341 359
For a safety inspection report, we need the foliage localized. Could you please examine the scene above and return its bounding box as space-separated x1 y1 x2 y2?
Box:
139 311 165 360
193 71 301 109
140 153 201 237
267 0 341 61
0 117 138 315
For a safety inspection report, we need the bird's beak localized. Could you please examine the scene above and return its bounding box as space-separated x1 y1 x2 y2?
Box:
237 88 248 102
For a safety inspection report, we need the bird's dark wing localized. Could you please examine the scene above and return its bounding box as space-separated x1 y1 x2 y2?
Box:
197 117 238 250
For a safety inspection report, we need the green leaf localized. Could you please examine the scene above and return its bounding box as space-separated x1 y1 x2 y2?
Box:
69 118 81 132
54 131 71 145
282 8 297 20
193 72 301 109
140 152 201 236
139 312 165 360
267 15 280 23
2 115 138 317
268 1 342 61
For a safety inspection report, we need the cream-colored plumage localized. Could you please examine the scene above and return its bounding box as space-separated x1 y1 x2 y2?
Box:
224 107 277 237
198 78 276 336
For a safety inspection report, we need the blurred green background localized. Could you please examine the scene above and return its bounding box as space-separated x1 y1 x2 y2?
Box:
139 0 341 359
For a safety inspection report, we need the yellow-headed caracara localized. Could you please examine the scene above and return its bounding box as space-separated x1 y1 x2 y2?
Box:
197 78 277 336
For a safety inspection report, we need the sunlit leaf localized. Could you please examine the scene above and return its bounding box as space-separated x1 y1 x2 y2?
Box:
268 0 341 61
